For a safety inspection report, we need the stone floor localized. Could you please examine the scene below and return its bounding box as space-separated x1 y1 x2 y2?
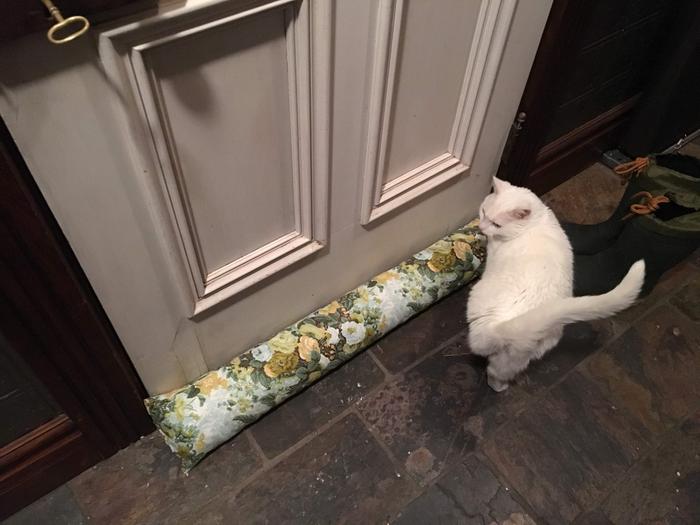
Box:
7 156 700 524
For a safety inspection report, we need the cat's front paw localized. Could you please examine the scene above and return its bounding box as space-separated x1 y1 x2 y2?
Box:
487 374 509 392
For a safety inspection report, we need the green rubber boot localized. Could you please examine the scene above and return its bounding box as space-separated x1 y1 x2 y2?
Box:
573 159 700 297
562 153 700 255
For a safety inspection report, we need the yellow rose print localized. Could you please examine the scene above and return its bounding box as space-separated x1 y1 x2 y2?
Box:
263 351 300 378
196 373 229 395
194 433 206 453
228 359 253 382
268 331 298 354
297 335 320 362
430 239 454 255
374 271 398 284
450 232 475 243
318 301 342 315
402 263 420 275
461 270 475 282
299 323 327 340
452 240 471 261
428 251 456 272
174 396 187 421
350 312 365 324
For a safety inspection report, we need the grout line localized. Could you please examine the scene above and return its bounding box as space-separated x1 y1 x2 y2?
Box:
351 406 424 525
252 408 352 466
431 483 473 522
178 364 413 523
66 483 93 522
226 346 406 488
178 408 360 523
352 407 410 479
474 450 549 525
186 279 471 507
244 429 271 466
569 402 700 522
664 300 699 326
368 344 394 379
395 328 471 377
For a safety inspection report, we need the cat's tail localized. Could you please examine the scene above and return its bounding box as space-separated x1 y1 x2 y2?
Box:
495 260 645 346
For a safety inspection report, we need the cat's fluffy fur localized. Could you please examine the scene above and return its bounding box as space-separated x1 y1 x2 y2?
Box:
467 177 644 392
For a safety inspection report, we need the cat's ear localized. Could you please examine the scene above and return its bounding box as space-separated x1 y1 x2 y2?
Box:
510 208 531 220
492 177 510 194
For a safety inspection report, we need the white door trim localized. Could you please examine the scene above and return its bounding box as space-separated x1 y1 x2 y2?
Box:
359 0 517 225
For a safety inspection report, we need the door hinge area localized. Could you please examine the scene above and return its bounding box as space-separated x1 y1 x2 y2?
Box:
499 111 527 169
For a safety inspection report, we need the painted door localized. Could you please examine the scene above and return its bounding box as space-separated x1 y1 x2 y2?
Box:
0 0 551 394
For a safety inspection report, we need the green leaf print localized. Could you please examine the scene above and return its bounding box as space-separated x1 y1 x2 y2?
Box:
185 385 200 398
251 369 271 388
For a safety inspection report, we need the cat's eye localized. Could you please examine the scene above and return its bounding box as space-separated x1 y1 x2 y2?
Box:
492 220 501 228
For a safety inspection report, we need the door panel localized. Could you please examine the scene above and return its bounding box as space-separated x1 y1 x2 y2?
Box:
360 0 517 224
383 0 478 183
0 0 551 394
150 9 297 274
105 0 330 315
0 336 60 447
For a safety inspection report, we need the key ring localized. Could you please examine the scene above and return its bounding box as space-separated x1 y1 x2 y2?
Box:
41 0 90 44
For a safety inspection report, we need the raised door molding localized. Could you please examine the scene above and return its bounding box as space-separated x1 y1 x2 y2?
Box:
360 0 517 225
99 0 331 316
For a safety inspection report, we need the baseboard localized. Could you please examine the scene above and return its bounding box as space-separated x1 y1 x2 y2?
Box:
528 95 641 194
0 416 100 520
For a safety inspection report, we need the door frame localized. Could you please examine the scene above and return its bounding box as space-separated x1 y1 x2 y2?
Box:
496 0 643 194
0 118 153 519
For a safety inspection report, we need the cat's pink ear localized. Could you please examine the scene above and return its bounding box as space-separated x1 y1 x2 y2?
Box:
492 177 510 194
510 208 531 220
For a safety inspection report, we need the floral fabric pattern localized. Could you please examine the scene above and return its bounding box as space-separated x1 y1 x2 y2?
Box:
145 219 486 471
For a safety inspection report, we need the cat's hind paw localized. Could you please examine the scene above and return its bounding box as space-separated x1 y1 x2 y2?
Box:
487 374 509 392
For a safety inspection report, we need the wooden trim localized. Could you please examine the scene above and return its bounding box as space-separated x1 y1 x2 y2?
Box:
535 96 640 165
496 0 594 187
527 95 639 194
0 416 78 472
0 125 153 447
495 0 654 194
0 417 98 520
0 117 152 517
360 0 517 225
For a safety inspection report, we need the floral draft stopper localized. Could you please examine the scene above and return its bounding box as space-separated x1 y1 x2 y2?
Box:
145 219 486 471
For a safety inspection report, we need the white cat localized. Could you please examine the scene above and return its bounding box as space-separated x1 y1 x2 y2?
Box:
467 177 644 392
